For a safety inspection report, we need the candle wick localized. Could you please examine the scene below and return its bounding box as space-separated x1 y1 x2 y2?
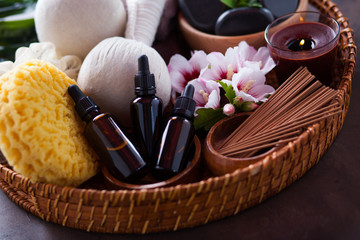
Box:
300 39 305 46
287 38 315 51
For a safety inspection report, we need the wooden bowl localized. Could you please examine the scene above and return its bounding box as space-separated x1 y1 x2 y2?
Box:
203 113 283 176
102 135 202 190
178 0 309 53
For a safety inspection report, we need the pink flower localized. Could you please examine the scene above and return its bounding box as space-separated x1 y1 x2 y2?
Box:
167 41 276 129
168 50 208 93
223 66 275 103
235 41 276 74
200 47 239 81
198 41 275 83
223 103 235 116
188 78 220 112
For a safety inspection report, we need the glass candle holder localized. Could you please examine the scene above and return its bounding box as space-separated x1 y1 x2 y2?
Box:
265 11 340 86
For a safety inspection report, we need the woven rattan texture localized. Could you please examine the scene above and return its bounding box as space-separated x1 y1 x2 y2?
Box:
0 0 357 234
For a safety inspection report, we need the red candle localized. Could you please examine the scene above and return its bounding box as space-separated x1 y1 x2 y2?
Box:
265 12 340 86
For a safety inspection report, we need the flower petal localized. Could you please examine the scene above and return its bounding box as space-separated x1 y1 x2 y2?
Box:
231 67 274 102
252 46 276 74
189 50 208 70
170 71 190 93
201 52 228 81
235 41 275 75
243 61 261 72
168 52 208 93
247 84 275 101
168 54 191 73
224 47 238 73
188 79 206 105
205 89 221 109
188 78 220 108
237 91 258 102
236 41 257 63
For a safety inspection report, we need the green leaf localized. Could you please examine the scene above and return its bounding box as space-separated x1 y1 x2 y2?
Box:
194 108 225 131
0 1 37 61
246 0 262 8
220 0 237 8
220 0 262 8
219 81 236 104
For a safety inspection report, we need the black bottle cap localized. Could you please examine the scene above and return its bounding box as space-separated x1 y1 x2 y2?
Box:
172 84 196 120
135 54 156 95
68 84 99 122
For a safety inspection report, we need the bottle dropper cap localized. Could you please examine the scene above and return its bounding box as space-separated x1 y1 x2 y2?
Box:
172 84 196 120
135 54 156 95
68 85 99 122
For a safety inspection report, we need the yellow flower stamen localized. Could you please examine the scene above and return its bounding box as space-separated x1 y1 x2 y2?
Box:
226 64 234 80
242 80 255 93
199 89 209 103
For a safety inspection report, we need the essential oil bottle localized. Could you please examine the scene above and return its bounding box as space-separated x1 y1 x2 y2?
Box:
68 85 148 182
152 84 196 180
131 54 163 163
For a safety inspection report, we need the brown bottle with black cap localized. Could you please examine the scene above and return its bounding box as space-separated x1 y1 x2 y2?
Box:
152 84 196 180
131 54 163 164
68 85 148 182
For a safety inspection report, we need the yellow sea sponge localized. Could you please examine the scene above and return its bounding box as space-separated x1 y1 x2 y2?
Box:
0 60 99 187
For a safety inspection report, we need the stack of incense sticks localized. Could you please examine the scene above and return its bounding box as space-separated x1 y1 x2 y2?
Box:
218 67 342 158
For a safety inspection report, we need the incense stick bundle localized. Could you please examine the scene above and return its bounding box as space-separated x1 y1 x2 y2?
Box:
218 67 340 158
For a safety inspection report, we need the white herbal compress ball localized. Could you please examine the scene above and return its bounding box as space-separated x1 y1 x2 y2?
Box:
77 37 171 128
35 0 126 59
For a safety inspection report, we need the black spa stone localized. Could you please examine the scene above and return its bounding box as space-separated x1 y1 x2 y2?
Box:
178 0 227 34
215 7 274 36
261 0 299 18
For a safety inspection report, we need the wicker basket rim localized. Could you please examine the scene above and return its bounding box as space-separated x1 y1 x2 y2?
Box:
0 118 334 196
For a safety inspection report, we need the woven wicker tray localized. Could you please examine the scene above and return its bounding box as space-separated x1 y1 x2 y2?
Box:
0 0 356 234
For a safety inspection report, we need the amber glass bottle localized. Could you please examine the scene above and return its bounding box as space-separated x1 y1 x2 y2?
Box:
131 55 163 164
68 85 147 182
152 84 196 180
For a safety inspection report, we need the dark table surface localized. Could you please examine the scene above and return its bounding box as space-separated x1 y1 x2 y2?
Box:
1 0 359 239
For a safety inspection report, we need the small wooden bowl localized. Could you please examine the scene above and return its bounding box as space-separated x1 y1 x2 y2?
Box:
203 113 282 176
102 135 202 190
178 0 309 53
